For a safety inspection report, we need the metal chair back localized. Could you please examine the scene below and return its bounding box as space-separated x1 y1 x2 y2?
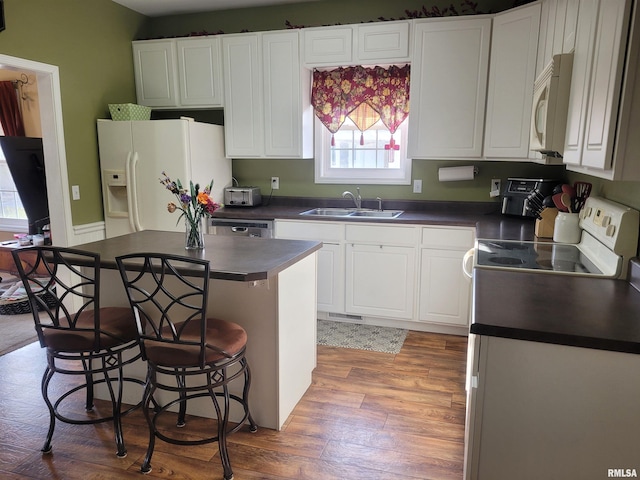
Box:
12 246 105 350
116 253 216 368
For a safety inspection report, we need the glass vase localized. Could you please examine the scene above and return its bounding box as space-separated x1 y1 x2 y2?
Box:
185 218 204 250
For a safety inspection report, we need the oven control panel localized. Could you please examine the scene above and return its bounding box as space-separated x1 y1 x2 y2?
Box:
580 197 639 256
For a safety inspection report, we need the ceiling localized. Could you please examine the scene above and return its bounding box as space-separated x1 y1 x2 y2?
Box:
111 0 321 17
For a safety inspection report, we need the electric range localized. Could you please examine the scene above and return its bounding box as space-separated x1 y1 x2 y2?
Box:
471 197 639 279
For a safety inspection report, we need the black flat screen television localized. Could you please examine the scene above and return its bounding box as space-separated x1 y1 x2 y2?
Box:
0 136 49 235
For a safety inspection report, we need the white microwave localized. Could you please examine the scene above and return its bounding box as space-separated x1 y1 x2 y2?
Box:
530 53 574 157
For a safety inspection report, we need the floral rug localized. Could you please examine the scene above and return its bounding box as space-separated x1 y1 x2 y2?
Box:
317 319 408 354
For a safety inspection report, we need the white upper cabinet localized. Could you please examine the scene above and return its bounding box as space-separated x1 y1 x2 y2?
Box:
563 0 640 180
408 16 491 159
132 40 179 108
222 31 313 159
484 2 541 159
303 27 353 66
302 21 411 67
356 21 411 62
221 34 264 158
133 37 223 109
176 37 223 107
536 0 579 78
262 31 313 158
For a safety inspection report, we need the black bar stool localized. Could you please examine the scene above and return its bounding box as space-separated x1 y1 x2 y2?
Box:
116 252 257 479
11 246 144 457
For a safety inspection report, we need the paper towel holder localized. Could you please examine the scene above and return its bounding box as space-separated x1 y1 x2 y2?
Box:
438 165 479 182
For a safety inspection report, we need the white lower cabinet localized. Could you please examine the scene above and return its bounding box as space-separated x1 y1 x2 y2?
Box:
465 335 640 479
418 226 474 327
274 220 345 314
316 242 345 313
418 248 471 326
345 243 416 320
275 219 472 333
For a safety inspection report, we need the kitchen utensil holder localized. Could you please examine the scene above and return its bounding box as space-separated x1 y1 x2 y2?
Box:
553 212 581 243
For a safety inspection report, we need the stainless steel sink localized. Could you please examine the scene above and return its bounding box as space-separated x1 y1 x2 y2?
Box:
299 208 354 217
349 210 403 218
299 208 403 219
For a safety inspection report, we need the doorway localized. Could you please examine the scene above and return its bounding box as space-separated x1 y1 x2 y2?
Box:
0 54 72 247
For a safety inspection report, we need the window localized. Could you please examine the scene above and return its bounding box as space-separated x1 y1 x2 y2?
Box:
0 125 28 231
312 65 411 185
314 115 411 184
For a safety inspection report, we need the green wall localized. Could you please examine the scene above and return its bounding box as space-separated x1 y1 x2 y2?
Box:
2 0 639 228
0 0 147 225
146 0 520 38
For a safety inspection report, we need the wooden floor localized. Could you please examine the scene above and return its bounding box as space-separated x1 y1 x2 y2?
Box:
0 331 468 480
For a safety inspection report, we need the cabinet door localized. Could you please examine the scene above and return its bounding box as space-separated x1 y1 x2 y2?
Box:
274 220 345 314
132 40 179 107
419 248 471 326
408 17 491 159
484 3 541 159
317 243 345 313
355 21 410 63
302 27 353 66
562 0 599 166
176 37 223 107
537 0 578 76
580 0 631 170
222 34 264 157
563 0 631 172
346 244 415 319
263 31 312 158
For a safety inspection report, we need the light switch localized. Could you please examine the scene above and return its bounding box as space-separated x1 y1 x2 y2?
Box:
72 185 80 200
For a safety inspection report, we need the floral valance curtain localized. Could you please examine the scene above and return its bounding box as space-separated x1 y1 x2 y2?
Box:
0 81 25 136
311 65 410 145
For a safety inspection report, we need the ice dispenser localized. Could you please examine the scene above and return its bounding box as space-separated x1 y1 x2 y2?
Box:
102 169 128 217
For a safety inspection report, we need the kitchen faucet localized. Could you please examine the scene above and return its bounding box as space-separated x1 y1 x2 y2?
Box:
342 187 362 209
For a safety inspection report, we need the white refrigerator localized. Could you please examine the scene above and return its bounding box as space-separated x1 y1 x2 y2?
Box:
97 119 231 238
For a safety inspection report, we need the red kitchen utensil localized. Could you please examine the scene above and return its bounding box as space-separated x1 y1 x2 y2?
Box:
552 192 569 212
561 184 576 198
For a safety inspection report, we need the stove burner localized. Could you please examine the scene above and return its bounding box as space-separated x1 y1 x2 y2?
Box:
489 257 526 265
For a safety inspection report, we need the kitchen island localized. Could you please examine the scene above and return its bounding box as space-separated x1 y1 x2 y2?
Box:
464 260 640 479
73 230 321 430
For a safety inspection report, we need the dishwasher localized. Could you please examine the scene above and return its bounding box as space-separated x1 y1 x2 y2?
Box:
208 218 274 238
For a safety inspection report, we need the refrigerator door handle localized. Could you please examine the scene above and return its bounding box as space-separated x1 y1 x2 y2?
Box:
131 152 143 231
125 152 136 232
126 152 143 232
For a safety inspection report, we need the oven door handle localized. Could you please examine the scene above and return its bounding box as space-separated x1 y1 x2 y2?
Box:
463 248 475 279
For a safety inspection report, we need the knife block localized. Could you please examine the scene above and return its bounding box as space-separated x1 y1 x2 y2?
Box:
535 208 558 238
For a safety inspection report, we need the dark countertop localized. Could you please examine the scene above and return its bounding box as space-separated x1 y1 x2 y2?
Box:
214 197 640 353
73 230 321 282
471 261 640 353
213 197 538 240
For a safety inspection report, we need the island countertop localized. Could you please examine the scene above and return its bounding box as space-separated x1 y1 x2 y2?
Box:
73 230 322 282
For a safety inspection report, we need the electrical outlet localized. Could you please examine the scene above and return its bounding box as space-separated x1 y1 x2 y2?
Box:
72 185 80 200
413 179 422 194
271 177 280 190
490 179 501 198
